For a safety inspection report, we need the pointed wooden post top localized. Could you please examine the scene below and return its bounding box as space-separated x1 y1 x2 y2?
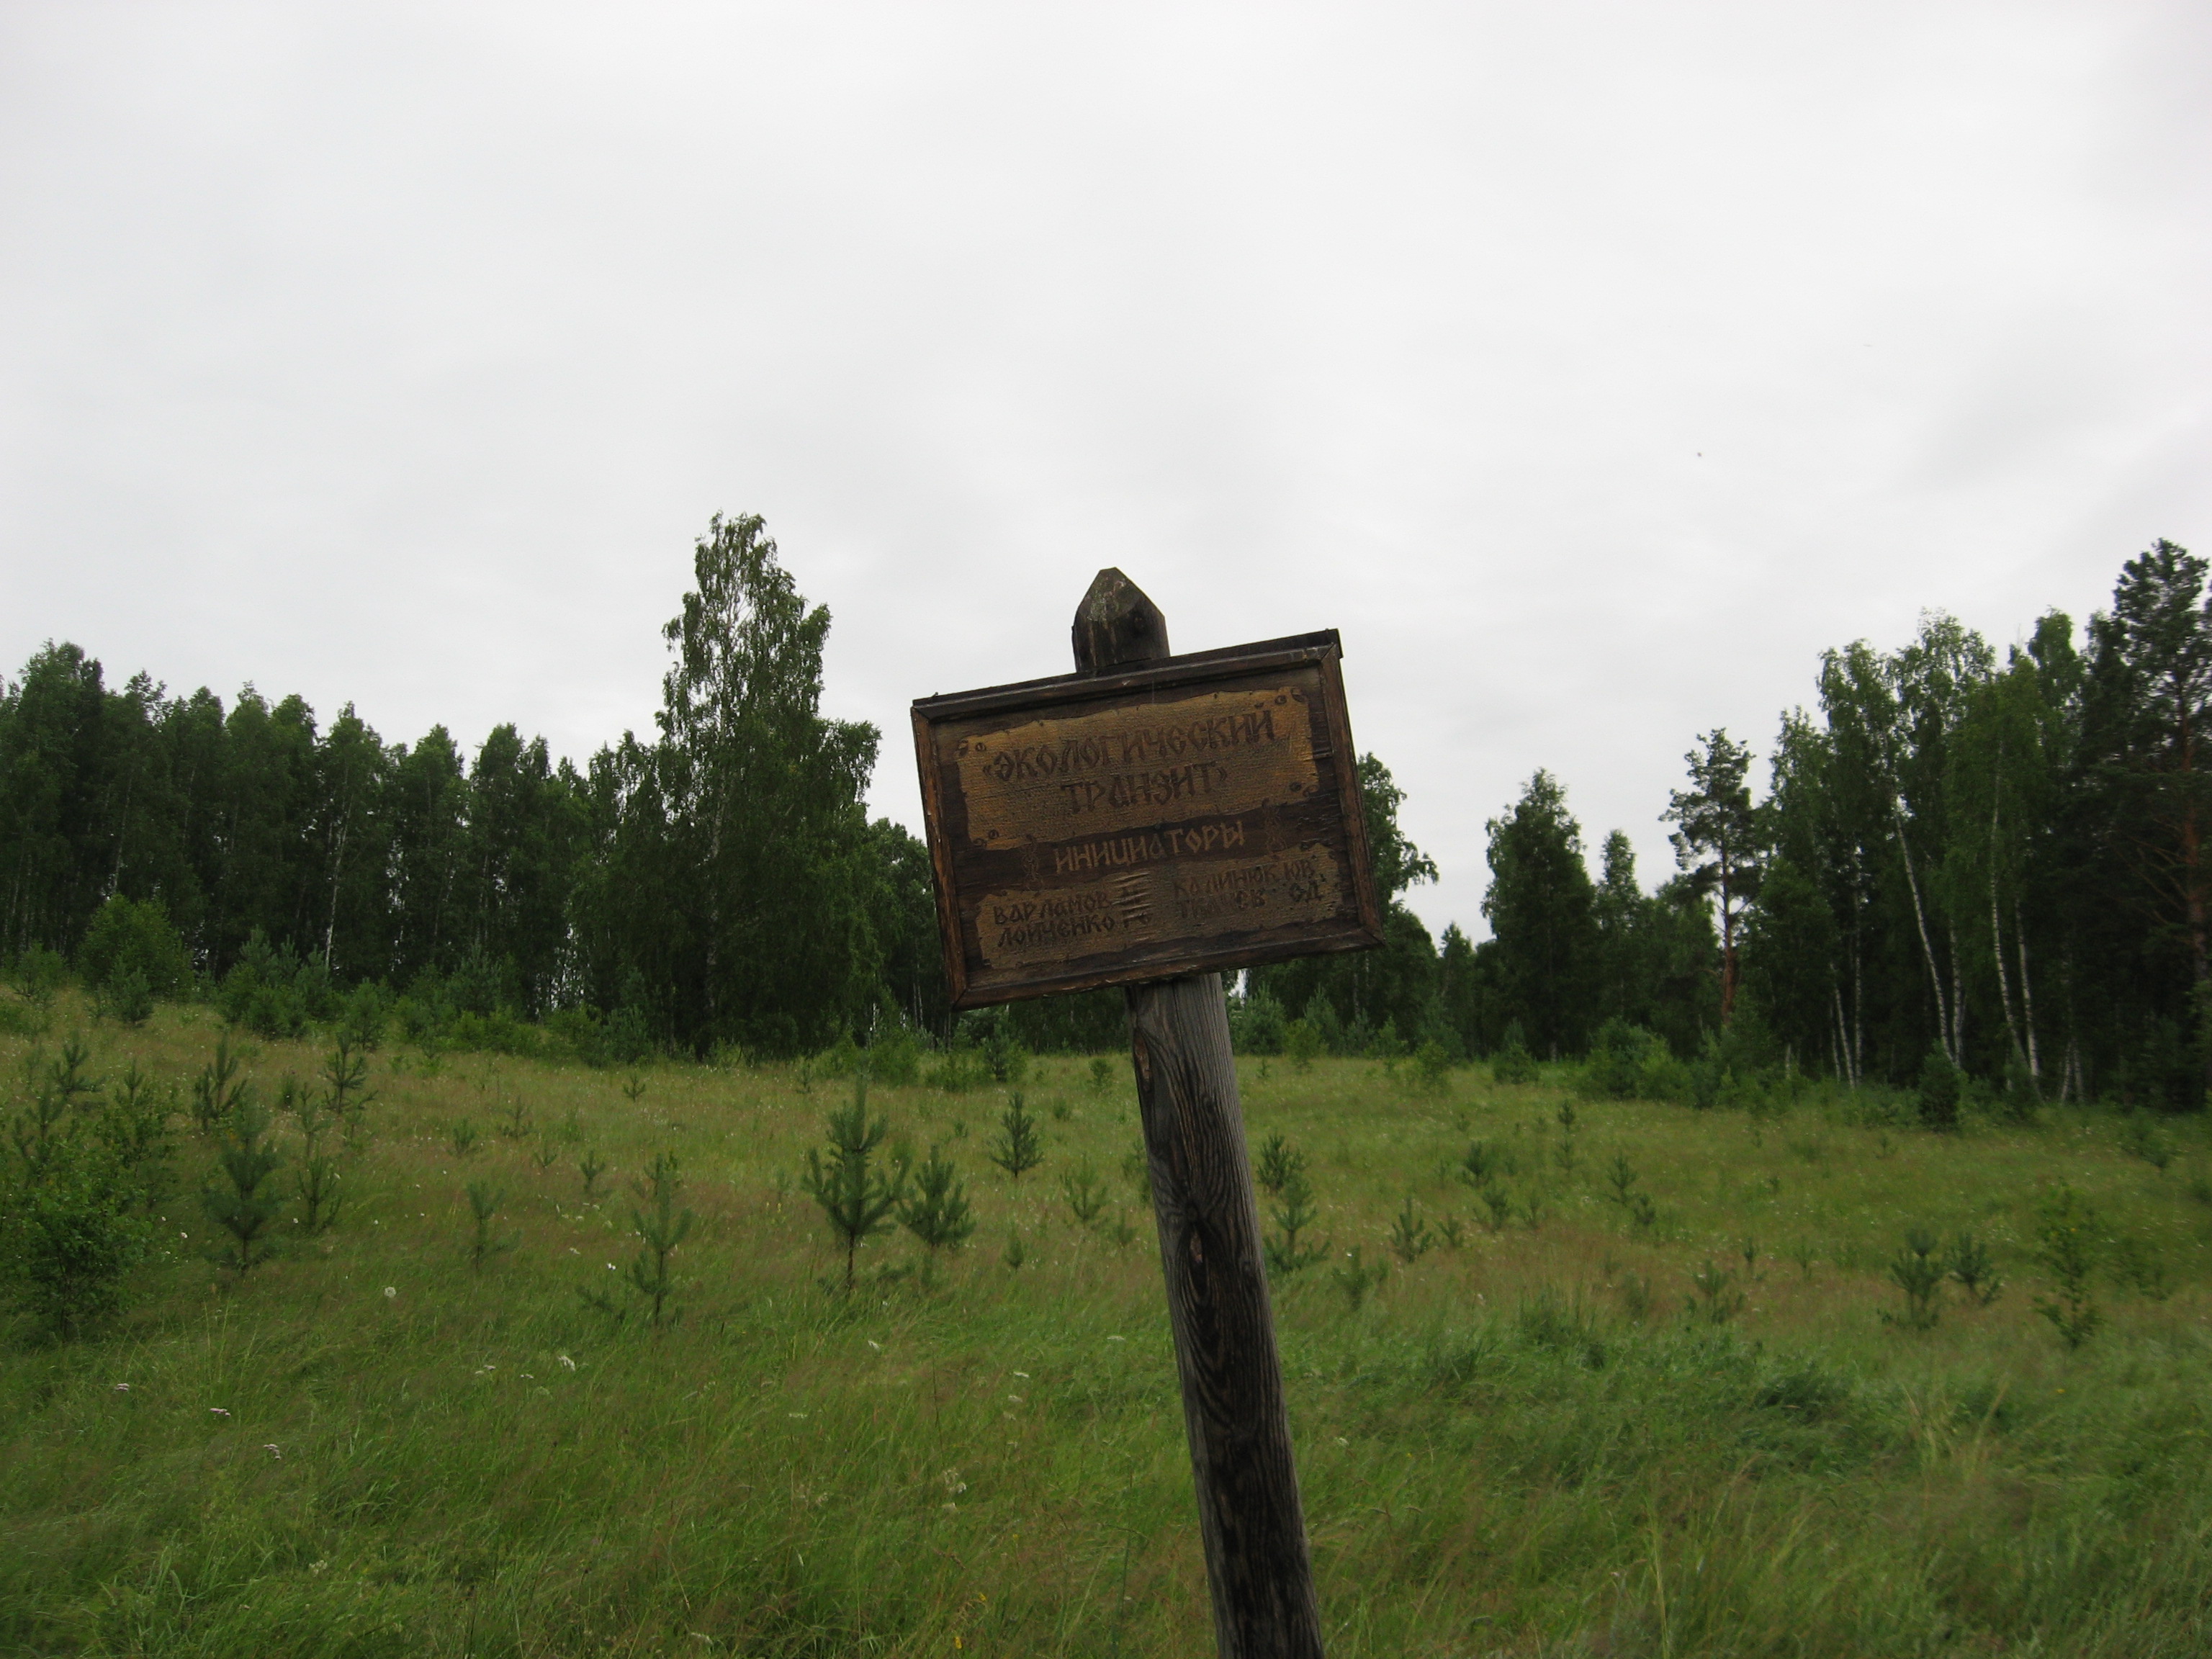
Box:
1072 568 1172 673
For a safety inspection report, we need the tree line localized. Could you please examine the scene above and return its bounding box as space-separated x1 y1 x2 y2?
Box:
3 523 2205 1105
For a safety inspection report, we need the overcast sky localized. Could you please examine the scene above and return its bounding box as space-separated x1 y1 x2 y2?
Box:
4 3 2207 939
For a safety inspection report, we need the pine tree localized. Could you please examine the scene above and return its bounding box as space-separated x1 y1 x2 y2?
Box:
801 1078 907 1290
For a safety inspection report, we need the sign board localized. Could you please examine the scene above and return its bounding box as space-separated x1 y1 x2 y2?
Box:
912 629 1384 1008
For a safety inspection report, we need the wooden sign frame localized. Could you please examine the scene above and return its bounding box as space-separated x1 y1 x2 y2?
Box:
912 629 1384 1010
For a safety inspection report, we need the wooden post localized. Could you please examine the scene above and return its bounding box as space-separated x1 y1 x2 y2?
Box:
1073 569 1326 1659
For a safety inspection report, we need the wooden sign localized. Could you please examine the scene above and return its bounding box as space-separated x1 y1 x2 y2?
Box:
912 629 1383 1008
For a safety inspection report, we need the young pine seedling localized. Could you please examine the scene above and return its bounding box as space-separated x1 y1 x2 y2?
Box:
1387 1195 1433 1264
1254 1131 1305 1196
1062 1161 1110 1228
1480 1184 1514 1233
1331 1246 1388 1312
466 1182 517 1272
292 1088 345 1236
1264 1168 1327 1275
531 1138 561 1174
1604 1154 1640 1209
499 1095 532 1141
1686 1258 1745 1325
900 1148 976 1264
1003 1228 1028 1270
801 1077 907 1291
622 1153 693 1323
191 1033 249 1134
201 1100 286 1277
449 1120 480 1158
1437 1215 1465 1251
1882 1229 1944 1331
1088 1056 1114 1093
621 1071 649 1104
1946 1231 2002 1305
320 1029 373 1128
987 1092 1043 1182
579 1149 608 1200
2033 1183 2102 1349
1788 1237 1818 1281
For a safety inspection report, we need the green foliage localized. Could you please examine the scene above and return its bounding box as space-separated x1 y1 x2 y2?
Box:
200 1100 286 1277
578 1149 608 1200
1087 1056 1114 1092
2033 1183 2103 1349
449 1120 480 1157
986 1092 1043 1181
1882 1229 1944 1330
899 1150 976 1256
801 1080 907 1290
1282 1017 1323 1073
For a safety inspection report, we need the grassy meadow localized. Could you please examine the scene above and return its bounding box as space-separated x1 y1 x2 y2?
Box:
7 1000 2212 1656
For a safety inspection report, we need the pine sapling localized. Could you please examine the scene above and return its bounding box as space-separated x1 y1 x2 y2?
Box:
1946 1231 2002 1305
449 1120 480 1157
2033 1183 2101 1349
579 1149 608 1199
202 1100 286 1277
1883 1229 1943 1330
1687 1258 1745 1324
987 1091 1043 1180
1387 1195 1433 1264
624 1152 694 1323
292 1087 345 1236
1062 1161 1110 1228
320 1029 373 1129
801 1078 907 1290
1331 1246 1388 1311
1254 1131 1305 1195
900 1148 977 1262
467 1182 516 1271
1264 1168 1326 1275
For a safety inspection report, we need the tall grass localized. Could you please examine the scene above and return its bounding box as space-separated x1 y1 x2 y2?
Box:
6 999 2212 1655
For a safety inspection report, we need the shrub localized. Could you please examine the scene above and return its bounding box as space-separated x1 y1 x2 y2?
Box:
1 1134 148 1336
1491 1029 1539 1086
1583 1019 1666 1099
77 896 191 998
864 1026 923 1087
1228 990 1287 1056
1282 1018 1323 1074
1916 1047 1961 1131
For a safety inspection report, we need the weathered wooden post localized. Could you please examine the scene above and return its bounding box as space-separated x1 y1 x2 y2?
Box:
912 570 1382 1659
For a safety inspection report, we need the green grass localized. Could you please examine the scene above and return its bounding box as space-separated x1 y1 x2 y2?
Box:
8 1004 2212 1655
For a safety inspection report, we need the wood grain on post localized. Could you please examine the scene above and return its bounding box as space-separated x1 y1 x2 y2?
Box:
1074 568 1326 1659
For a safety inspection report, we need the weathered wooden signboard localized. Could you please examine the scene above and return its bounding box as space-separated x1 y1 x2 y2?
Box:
912 631 1384 1008
914 571 1346 1658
